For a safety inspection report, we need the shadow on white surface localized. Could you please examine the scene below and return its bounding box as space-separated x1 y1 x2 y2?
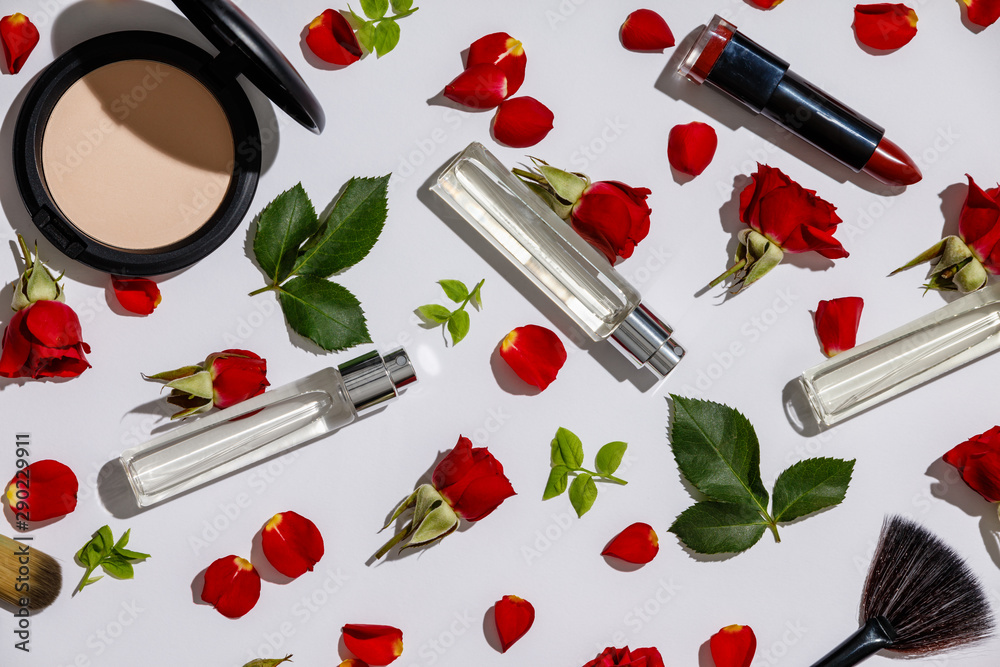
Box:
926 457 1000 570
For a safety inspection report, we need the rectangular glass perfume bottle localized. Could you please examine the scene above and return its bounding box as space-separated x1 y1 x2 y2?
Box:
799 285 1000 428
119 348 416 507
432 142 684 377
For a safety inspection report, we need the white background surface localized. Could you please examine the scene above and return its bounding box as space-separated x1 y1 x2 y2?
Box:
1 0 999 665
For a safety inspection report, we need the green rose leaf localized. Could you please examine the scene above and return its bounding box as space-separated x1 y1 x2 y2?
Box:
101 554 135 580
771 458 855 523
278 277 371 351
293 175 390 278
360 0 388 19
391 0 413 11
669 396 770 512
447 309 471 345
551 427 584 469
439 279 469 303
253 184 320 285
542 466 570 500
594 441 627 476
373 19 401 57
669 501 768 555
356 21 376 52
243 657 294 667
469 280 484 310
568 473 598 517
417 304 452 323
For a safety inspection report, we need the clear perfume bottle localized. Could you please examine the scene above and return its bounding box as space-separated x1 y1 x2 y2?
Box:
432 142 684 377
120 348 416 507
799 284 1000 428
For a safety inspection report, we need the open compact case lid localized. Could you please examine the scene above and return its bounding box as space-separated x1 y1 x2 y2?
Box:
172 0 325 133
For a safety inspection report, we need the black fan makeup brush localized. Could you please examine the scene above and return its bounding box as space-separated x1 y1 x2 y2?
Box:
810 515 995 666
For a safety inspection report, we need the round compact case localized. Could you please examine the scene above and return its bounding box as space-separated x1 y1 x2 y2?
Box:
12 0 325 275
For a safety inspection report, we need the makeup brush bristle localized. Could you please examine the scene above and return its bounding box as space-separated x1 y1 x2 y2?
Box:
861 515 994 655
0 535 62 610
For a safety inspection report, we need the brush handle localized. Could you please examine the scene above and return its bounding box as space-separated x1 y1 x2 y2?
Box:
809 617 897 667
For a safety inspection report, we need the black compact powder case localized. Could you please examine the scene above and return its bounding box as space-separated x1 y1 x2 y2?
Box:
12 0 325 275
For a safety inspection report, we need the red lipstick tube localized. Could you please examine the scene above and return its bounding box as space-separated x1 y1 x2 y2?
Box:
679 16 920 186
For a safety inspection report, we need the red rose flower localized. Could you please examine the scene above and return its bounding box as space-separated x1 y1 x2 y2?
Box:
572 181 653 264
602 522 659 564
433 436 516 521
710 164 846 291
262 511 324 578
668 122 718 177
145 349 270 418
111 276 161 316
0 13 39 74
853 4 919 51
620 10 675 52
492 97 554 148
494 595 535 652
466 32 526 97
342 624 404 666
5 459 78 522
306 9 362 66
200 555 261 619
710 625 757 667
943 426 1000 503
582 646 664 667
815 297 864 357
964 0 1000 27
0 301 91 379
499 325 567 391
749 0 784 8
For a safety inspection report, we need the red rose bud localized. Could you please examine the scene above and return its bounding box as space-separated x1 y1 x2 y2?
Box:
201 556 260 619
583 647 665 667
306 9 362 66
444 63 508 109
573 181 653 263
492 97 554 148
602 522 659 564
710 625 757 667
964 0 1000 27
943 426 1000 503
668 122 718 177
710 164 846 291
499 325 567 391
111 276 161 316
749 0 784 7
467 32 526 97
342 624 404 666
1 14 39 74
853 4 918 50
494 595 535 652
0 301 92 379
146 349 269 418
620 9 675 52
433 436 516 521
262 511 324 578
815 297 864 357
5 459 78 522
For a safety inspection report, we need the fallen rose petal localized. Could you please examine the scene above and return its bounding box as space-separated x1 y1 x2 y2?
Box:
342 624 404 666
494 595 535 652
853 4 918 50
748 0 784 8
964 0 1000 27
111 276 161 316
499 325 567 391
444 63 508 109
943 426 1000 503
668 122 718 177
466 32 526 97
492 97 554 148
621 9 675 52
5 459 78 522
306 9 362 66
262 511 324 578
815 297 864 357
201 556 261 619
0 14 39 74
602 522 660 564
710 625 757 667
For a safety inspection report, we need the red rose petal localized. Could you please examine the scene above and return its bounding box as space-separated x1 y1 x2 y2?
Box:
853 4 918 50
668 122 718 177
111 276 161 316
24 300 83 348
710 625 757 667
494 595 535 652
632 647 665 667
342 624 404 666
432 435 476 490
943 426 1000 503
262 511 325 578
0 308 31 377
749 0 784 7
306 9 362 66
444 63 508 109
467 32 526 97
602 522 660 564
339 661 370 667
4 459 78 522
0 14 39 74
815 297 864 357
965 0 1000 27
621 9 675 52
492 97 554 148
450 472 516 521
498 325 567 391
201 556 261 619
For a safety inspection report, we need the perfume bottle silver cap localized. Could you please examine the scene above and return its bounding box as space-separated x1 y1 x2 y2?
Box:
340 348 417 415
610 304 685 377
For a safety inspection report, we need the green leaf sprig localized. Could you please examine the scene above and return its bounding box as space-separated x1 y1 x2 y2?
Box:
417 279 485 345
242 657 293 667
348 0 419 58
668 396 855 555
75 526 150 593
543 427 628 517
250 177 390 351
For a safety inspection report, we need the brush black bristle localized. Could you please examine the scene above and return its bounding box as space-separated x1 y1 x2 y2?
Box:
861 515 995 655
